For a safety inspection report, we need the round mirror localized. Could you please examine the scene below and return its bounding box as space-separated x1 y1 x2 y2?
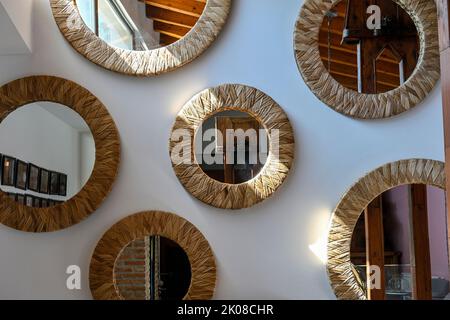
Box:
350 184 449 300
76 0 207 51
319 0 419 93
0 102 95 208
195 110 269 184
114 235 191 300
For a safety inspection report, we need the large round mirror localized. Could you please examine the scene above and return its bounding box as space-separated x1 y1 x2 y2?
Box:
76 0 207 51
350 184 449 300
0 102 95 208
195 110 269 184
114 235 191 300
319 0 419 94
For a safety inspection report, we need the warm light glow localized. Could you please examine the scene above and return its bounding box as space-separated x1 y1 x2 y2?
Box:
308 209 333 264
309 233 328 264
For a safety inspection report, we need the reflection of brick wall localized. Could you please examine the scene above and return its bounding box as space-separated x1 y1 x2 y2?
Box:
115 238 149 300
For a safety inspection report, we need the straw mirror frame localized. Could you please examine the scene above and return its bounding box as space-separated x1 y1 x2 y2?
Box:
327 159 445 299
0 76 120 232
89 211 216 300
169 84 295 210
294 0 440 119
50 0 231 76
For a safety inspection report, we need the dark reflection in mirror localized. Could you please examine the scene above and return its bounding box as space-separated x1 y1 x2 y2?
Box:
319 0 419 93
195 110 269 184
0 102 95 208
114 236 191 300
351 184 449 300
77 0 207 50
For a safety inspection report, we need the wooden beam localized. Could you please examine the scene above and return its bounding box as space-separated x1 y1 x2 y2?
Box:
438 0 450 285
365 196 385 300
409 184 432 300
153 21 190 39
145 0 206 18
159 33 178 46
146 6 199 28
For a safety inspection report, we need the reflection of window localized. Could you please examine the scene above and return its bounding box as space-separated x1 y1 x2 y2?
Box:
76 0 135 50
98 0 133 50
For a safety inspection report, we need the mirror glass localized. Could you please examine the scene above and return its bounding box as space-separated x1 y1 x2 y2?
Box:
319 0 419 93
350 184 449 300
0 102 95 207
195 110 269 184
114 236 191 300
76 0 207 50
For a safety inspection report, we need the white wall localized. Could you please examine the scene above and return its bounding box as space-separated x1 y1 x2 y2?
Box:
0 103 93 200
0 0 34 54
0 0 445 299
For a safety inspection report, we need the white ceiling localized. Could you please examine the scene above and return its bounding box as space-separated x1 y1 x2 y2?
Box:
38 102 91 133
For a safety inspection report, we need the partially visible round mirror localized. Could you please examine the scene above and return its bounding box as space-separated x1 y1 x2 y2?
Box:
319 0 419 94
195 110 269 184
0 102 95 208
350 184 449 300
114 235 192 300
76 0 207 51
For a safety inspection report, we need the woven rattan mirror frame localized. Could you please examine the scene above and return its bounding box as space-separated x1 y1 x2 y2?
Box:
294 0 440 119
89 211 216 300
327 159 445 299
169 84 295 210
50 0 231 76
0 76 120 232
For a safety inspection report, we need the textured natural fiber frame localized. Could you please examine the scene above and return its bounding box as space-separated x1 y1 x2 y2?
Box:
89 211 216 300
327 159 445 299
0 76 120 232
169 84 295 209
50 0 231 76
294 0 440 119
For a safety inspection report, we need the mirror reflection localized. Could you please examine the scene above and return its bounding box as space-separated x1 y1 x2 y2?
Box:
351 184 450 300
76 0 207 50
195 110 269 184
0 102 95 208
114 236 191 300
319 0 419 93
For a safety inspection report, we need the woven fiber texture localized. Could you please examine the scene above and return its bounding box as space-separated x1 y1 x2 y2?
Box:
327 159 445 299
89 211 216 300
0 75 120 232
294 0 440 119
50 0 231 76
169 84 295 209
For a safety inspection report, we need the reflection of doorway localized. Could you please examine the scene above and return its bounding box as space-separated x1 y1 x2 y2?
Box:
216 116 263 184
149 236 191 300
351 184 450 300
199 112 266 184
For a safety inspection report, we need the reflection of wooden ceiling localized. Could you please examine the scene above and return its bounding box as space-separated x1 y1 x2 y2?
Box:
139 0 206 46
318 1 405 93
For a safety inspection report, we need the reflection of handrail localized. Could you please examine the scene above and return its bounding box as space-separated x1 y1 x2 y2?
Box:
109 0 148 50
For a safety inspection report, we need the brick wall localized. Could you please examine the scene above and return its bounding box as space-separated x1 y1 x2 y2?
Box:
114 237 150 300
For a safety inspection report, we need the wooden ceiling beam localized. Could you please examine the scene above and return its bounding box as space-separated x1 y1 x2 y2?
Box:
153 21 190 39
144 0 206 18
146 6 199 28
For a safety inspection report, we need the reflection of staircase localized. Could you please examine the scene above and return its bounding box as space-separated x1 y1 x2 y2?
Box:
139 0 207 46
